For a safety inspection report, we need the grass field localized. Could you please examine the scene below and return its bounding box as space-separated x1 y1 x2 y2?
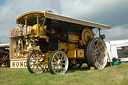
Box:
0 63 128 85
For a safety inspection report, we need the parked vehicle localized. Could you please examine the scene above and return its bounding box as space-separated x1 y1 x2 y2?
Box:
10 10 110 74
0 44 10 67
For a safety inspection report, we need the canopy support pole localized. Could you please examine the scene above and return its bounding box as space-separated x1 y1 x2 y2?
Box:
37 15 39 38
98 28 101 37
25 18 27 38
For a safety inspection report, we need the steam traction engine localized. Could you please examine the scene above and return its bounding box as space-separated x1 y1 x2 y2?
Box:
10 11 110 74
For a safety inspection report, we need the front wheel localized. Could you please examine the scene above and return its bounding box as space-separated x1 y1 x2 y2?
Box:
85 38 108 69
48 50 69 74
27 51 46 74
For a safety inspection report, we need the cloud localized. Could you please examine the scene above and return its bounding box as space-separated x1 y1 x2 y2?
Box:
60 0 128 27
0 0 62 43
102 24 128 41
0 0 128 43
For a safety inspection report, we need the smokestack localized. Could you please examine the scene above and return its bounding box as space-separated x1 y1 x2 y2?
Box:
45 10 53 13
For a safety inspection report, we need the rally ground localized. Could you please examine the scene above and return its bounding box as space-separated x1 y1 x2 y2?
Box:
0 63 128 85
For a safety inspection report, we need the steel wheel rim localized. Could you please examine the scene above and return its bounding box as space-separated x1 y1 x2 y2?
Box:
51 51 68 74
91 38 108 69
29 52 45 73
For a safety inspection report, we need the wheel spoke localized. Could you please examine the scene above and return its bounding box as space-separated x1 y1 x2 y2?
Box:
56 54 60 60
96 40 101 48
53 65 57 70
94 43 97 50
100 52 105 55
98 63 101 68
32 64 35 70
62 62 65 65
92 55 97 61
30 63 34 67
36 65 39 72
100 53 106 59
60 58 65 62
60 54 64 61
39 64 44 69
98 44 104 50
30 60 35 63
32 54 36 59
92 52 98 56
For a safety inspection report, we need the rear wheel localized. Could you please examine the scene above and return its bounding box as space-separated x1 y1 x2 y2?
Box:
27 51 46 74
0 51 10 67
86 38 108 69
48 50 69 74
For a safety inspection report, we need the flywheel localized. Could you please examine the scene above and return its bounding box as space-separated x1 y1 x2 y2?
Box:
82 27 93 45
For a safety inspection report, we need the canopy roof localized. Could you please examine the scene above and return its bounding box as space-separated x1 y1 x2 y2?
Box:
16 11 45 26
16 11 110 29
0 44 9 48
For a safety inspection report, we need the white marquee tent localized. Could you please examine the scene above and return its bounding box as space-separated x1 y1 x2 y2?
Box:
106 39 128 62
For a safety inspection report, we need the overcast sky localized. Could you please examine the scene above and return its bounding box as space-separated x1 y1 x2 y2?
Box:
0 0 128 43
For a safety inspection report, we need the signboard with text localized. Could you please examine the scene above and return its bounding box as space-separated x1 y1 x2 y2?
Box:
10 59 27 68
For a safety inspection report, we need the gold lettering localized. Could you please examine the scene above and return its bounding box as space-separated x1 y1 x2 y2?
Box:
12 62 15 67
20 62 23 67
16 62 19 67
24 62 27 67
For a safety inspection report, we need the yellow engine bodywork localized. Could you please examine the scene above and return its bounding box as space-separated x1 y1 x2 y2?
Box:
29 24 49 41
67 49 84 59
68 34 79 42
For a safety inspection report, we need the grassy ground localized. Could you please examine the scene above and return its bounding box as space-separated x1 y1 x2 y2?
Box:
0 63 128 85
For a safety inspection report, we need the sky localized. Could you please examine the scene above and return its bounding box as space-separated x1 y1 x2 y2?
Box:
0 0 128 43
